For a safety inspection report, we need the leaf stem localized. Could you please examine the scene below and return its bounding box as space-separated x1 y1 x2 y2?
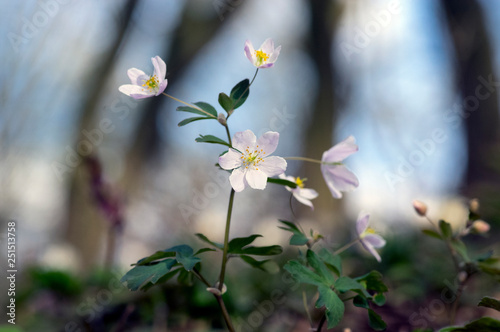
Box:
192 267 211 288
316 314 326 331
162 93 216 118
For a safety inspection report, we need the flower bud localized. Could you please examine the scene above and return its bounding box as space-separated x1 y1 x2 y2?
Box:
471 220 490 234
412 200 427 217
458 271 468 283
217 113 227 126
469 198 480 213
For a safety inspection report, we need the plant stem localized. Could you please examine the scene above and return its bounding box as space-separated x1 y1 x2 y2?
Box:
162 93 216 118
332 238 360 256
285 156 323 164
302 290 313 325
215 295 236 332
226 69 259 120
192 267 211 288
249 68 259 85
316 314 326 331
219 189 236 290
225 125 232 146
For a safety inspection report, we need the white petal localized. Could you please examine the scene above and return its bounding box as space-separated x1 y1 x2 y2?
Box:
229 168 246 192
258 156 287 177
232 130 256 152
356 212 370 235
260 38 274 54
298 188 318 200
363 234 386 248
321 164 359 198
268 45 281 63
293 192 314 209
256 131 279 155
361 241 382 262
127 68 147 85
118 84 154 99
151 56 167 80
244 40 256 64
218 149 242 170
322 136 358 163
245 169 268 190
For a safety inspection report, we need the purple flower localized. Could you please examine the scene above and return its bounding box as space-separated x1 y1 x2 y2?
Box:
219 130 287 192
119 56 168 99
244 38 281 68
356 212 386 262
321 136 359 199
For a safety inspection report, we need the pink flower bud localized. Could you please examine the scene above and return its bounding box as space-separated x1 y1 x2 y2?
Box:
469 198 480 213
471 220 490 234
412 200 428 217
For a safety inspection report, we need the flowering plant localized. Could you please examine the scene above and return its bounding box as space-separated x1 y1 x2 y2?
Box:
115 39 500 332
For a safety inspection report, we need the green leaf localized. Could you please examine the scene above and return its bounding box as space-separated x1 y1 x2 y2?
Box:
195 233 223 250
373 293 386 306
353 295 369 309
267 177 298 188
355 271 388 293
176 105 209 116
438 317 500 331
334 276 368 295
316 285 345 329
422 229 442 240
121 259 177 291
278 220 308 246
218 92 233 113
239 255 270 271
195 134 231 148
439 219 453 239
233 245 283 256
136 251 175 266
141 268 181 291
368 308 387 331
318 248 342 277
230 79 250 109
194 248 216 255
478 262 500 276
451 238 470 262
176 251 200 271
178 116 212 127
193 102 217 117
283 260 326 287
478 296 500 312
228 234 262 252
307 250 336 286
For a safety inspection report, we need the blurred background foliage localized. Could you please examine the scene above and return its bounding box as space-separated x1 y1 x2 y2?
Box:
1 0 500 331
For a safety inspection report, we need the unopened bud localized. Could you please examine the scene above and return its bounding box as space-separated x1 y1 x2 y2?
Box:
412 200 427 217
217 113 227 126
471 220 490 234
458 271 468 283
469 198 480 213
207 282 227 296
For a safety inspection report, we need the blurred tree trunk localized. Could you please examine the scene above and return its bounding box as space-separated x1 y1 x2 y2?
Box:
441 0 500 199
64 0 138 269
122 1 238 191
301 1 345 215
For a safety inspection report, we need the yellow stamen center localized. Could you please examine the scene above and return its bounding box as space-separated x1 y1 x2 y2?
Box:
240 145 265 170
295 177 307 189
255 50 270 65
142 75 159 92
361 227 377 238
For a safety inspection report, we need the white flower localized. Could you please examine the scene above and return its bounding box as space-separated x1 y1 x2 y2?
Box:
321 136 359 199
279 174 318 209
119 56 168 99
356 212 386 262
219 130 287 192
244 38 281 68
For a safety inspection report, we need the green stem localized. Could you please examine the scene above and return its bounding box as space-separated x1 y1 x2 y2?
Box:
332 238 360 256
215 295 236 332
162 93 216 119
219 189 236 291
225 125 232 146
192 267 211 288
226 69 259 120
249 68 259 85
302 290 313 325
285 156 323 164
